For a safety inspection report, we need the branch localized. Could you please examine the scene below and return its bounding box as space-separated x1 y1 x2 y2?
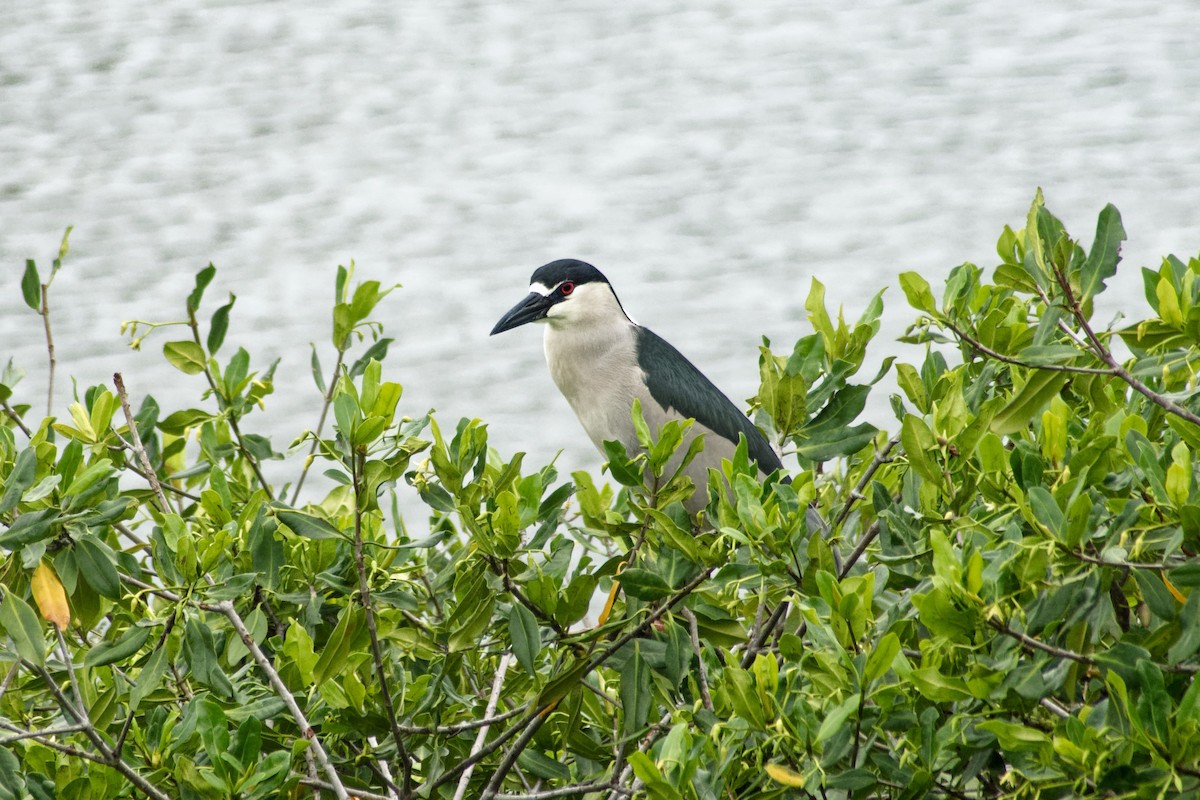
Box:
942 318 1111 375
186 314 275 500
740 600 788 669
113 373 169 512
498 783 633 799
681 608 713 712
0 723 91 745
1068 550 1192 572
298 779 391 800
291 347 345 504
607 710 673 800
353 451 413 798
987 620 1091 665
395 705 525 735
457 652 513 800
41 278 55 416
31 642 173 800
1 400 31 437
480 713 547 800
1053 267 1200 429
215 600 349 799
429 569 713 798
833 434 900 530
838 519 882 580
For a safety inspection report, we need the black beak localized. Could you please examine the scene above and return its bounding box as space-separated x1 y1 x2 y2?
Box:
490 292 554 335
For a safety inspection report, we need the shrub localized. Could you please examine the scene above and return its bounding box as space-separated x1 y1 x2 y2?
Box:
0 192 1198 799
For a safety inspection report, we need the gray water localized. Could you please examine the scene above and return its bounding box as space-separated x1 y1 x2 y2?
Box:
3 0 1199 521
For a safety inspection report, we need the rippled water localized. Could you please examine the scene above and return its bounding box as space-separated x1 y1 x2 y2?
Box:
3 0 1199 519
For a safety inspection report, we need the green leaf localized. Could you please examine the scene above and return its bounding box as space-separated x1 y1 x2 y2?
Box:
816 694 859 746
0 509 57 549
509 603 541 674
991 370 1069 436
163 341 208 375
0 447 38 514
517 749 571 782
1132 569 1177 622
901 414 941 485
899 271 938 314
1026 487 1064 540
1135 660 1170 742
0 589 45 666
274 509 343 540
21 261 41 311
85 625 150 667
75 535 122 599
909 666 972 701
187 265 216 315
978 720 1051 752
602 439 643 487
795 421 877 463
208 294 236 354
620 643 652 737
618 568 672 601
129 645 169 709
863 632 900 684
1079 203 1125 300
158 408 213 434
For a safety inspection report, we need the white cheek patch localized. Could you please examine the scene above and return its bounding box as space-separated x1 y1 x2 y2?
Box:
530 282 555 296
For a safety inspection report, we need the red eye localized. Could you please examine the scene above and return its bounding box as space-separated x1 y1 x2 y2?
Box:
560 281 575 296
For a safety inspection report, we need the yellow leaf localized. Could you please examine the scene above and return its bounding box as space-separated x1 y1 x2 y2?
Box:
765 763 806 788
31 561 70 631
1162 573 1187 604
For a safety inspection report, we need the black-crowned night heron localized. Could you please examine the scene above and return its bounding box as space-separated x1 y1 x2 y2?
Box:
490 259 784 514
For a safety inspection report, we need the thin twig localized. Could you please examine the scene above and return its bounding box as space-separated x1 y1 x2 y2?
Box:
987 620 1091 665
354 452 414 798
298 779 391 800
455 652 513 800
1069 550 1191 572
428 569 713 799
681 608 713 712
394 705 525 735
0 723 91 745
0 660 20 704
367 735 400 800
186 313 275 500
1 400 31 437
1040 697 1071 719
833 435 900 530
497 783 633 799
838 520 882 580
113 611 178 759
943 318 1110 375
741 601 789 669
113 373 168 512
607 710 673 800
1054 267 1200 429
41 279 55 416
216 600 350 799
291 348 346 504
480 713 547 799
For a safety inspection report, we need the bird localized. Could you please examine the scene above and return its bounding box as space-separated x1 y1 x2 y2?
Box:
490 258 784 515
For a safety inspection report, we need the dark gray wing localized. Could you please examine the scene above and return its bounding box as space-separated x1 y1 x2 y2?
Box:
635 326 783 473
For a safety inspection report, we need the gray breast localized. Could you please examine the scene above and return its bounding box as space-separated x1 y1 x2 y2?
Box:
544 321 780 514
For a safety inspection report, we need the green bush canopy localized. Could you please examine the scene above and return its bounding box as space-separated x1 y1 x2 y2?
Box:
1 192 1198 799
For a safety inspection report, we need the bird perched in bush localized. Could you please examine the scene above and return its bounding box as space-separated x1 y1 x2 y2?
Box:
491 259 783 514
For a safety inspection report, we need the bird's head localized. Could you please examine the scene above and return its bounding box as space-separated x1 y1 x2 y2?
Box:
490 259 630 335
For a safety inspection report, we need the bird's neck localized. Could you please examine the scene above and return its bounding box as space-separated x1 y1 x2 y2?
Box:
542 319 639 403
